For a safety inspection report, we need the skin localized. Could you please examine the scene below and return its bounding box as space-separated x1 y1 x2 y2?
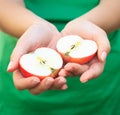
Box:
59 19 110 82
0 0 120 95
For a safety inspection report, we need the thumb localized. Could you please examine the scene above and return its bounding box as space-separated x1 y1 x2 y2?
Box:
7 23 47 72
7 38 30 72
95 32 111 62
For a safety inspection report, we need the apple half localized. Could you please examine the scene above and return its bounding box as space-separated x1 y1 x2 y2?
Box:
56 35 98 64
19 47 63 80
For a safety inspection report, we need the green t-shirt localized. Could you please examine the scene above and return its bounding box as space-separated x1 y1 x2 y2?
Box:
0 0 120 115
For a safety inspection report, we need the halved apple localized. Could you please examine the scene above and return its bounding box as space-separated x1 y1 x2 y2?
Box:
56 35 98 64
19 47 63 80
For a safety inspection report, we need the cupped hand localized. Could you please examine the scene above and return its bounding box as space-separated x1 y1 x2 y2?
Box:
59 19 111 82
7 22 67 95
13 70 67 95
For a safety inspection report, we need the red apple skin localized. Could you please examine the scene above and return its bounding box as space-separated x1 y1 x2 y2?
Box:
19 64 61 80
58 52 96 64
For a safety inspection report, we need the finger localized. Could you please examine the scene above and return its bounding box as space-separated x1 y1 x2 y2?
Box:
7 37 30 72
80 61 105 83
92 28 111 62
96 34 110 62
60 84 68 90
58 69 72 77
13 70 40 90
7 24 42 72
50 77 67 90
29 77 54 95
64 63 89 76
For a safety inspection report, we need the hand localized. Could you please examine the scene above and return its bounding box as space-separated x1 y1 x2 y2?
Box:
59 19 110 82
7 22 67 95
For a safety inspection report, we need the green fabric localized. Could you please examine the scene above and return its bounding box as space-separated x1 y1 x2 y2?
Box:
0 0 120 115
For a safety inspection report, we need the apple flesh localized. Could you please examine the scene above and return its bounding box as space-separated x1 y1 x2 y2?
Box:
19 47 63 80
56 35 98 64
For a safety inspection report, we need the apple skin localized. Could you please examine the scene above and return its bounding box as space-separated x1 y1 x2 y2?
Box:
19 47 63 80
19 64 61 80
56 35 98 64
58 51 96 64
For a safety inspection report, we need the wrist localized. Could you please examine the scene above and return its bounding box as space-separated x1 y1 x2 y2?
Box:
78 3 120 33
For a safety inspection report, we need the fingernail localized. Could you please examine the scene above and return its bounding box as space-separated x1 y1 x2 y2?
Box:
7 61 13 71
81 79 88 83
32 77 40 85
101 51 107 61
61 84 68 90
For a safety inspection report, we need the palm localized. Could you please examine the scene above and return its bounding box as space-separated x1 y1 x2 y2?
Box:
18 23 61 52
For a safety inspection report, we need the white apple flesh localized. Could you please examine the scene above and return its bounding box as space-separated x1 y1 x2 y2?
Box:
19 47 63 80
56 35 98 64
